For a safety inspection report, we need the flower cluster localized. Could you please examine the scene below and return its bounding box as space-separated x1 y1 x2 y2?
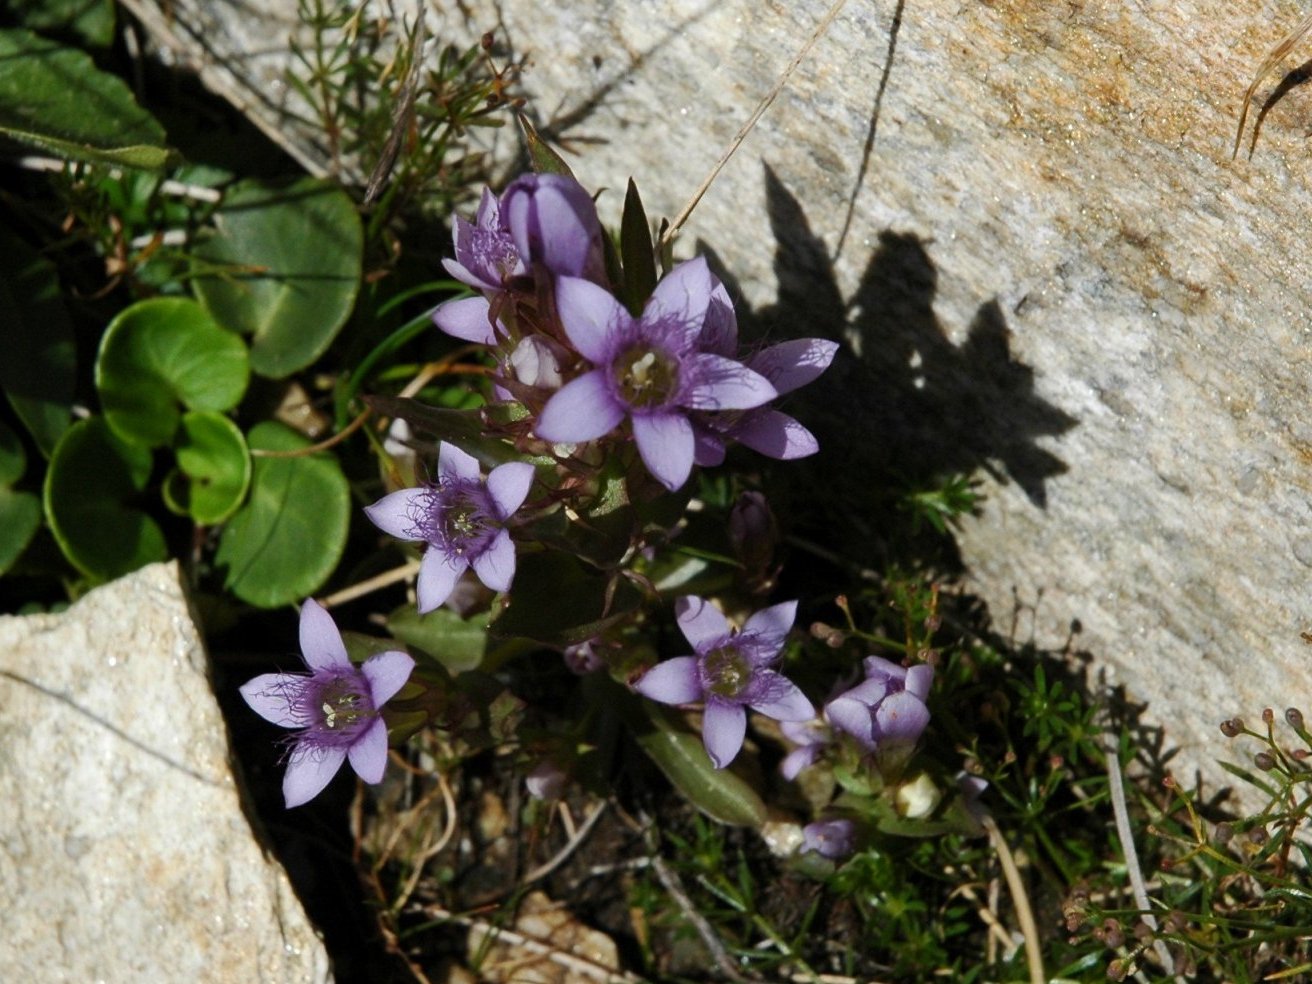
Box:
431 171 837 491
236 168 959 856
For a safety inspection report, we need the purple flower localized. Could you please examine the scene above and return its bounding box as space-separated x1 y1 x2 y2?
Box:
826 655 933 751
634 596 814 769
535 257 778 490
801 818 857 860
365 441 535 613
779 716 831 780
433 174 605 345
240 600 415 808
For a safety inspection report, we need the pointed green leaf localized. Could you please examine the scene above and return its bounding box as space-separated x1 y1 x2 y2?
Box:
0 226 75 457
192 178 363 378
619 178 656 313
633 699 767 828
161 411 251 525
96 297 250 448
516 112 575 177
0 29 173 170
43 417 167 581
14 0 116 49
214 421 349 608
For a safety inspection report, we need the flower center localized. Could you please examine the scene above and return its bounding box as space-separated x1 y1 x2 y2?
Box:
311 674 374 737
702 643 751 700
613 344 679 410
410 483 498 557
472 226 521 283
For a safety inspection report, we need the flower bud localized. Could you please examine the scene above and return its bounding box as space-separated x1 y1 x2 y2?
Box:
1219 717 1243 737
1263 707 1275 725
502 173 605 282
1286 707 1305 730
1254 751 1276 771
895 773 943 819
729 491 777 579
525 760 567 800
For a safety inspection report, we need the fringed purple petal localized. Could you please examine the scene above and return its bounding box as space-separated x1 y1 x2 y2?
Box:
283 745 347 808
474 186 499 227
299 599 350 671
240 673 304 727
416 548 467 613
470 528 516 593
645 256 713 342
675 595 731 651
734 410 820 460
486 461 535 518
361 650 415 707
749 676 814 722
364 488 425 541
632 411 694 490
742 599 797 643
702 700 747 769
432 296 498 345
635 655 703 705
684 355 776 411
554 276 627 362
748 338 839 394
536 371 625 443
438 441 481 483
347 719 389 785
700 282 738 356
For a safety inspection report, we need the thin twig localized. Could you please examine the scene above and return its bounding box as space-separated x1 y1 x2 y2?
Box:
522 801 608 884
1234 12 1312 158
317 559 421 608
1105 727 1181 980
250 406 373 457
659 0 850 249
423 904 644 983
981 814 1045 984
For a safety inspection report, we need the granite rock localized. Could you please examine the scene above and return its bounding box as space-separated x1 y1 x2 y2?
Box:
0 563 331 983
126 0 1312 782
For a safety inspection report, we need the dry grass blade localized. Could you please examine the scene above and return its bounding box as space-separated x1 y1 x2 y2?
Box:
1234 11 1312 157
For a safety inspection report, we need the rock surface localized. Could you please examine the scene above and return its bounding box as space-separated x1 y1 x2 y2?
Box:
127 0 1312 782
0 563 331 983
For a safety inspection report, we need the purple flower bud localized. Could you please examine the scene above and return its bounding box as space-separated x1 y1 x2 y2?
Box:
729 491 777 579
634 596 813 769
826 655 933 752
501 173 606 282
801 818 857 860
365 442 535 613
240 600 415 807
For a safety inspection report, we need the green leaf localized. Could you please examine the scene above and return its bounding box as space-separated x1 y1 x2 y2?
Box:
619 178 657 314
43 416 167 581
516 112 575 177
0 419 40 576
161 411 251 525
633 699 768 828
386 604 488 674
214 421 349 608
14 0 116 48
95 297 250 447
192 178 363 378
0 487 41 577
490 551 642 647
0 29 173 170
0 226 75 456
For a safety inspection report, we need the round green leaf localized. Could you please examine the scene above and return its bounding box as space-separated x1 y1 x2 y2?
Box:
43 416 167 581
0 487 41 577
0 226 75 457
192 178 363 379
96 297 249 448
161 411 251 525
214 421 349 608
0 29 173 170
0 418 25 486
